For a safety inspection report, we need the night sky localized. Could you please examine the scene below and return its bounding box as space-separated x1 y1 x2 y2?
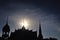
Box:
0 0 60 40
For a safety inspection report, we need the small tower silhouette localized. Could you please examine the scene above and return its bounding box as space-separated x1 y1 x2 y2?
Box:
22 25 25 30
38 23 43 40
2 17 10 39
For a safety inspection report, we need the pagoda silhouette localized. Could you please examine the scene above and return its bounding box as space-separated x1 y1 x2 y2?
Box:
0 18 57 40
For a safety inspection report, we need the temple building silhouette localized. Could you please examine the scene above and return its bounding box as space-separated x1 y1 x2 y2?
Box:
0 19 57 40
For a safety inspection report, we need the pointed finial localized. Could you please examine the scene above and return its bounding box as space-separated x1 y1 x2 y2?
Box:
6 16 8 24
39 20 41 25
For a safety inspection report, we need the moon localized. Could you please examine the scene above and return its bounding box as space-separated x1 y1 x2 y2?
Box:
19 19 29 29
21 20 28 27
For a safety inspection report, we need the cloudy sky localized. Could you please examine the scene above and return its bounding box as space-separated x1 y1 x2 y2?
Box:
0 0 60 40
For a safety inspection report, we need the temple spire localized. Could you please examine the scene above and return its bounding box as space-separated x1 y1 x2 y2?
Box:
39 20 42 36
2 16 10 39
38 20 43 40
